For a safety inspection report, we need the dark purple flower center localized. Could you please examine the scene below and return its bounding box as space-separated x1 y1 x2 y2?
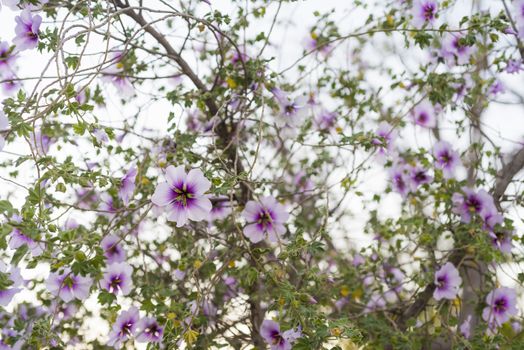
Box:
494 297 508 314
465 195 482 213
414 170 428 183
270 330 285 345
438 151 451 165
423 3 436 21
171 183 195 207
145 323 162 338
119 320 134 337
418 111 429 123
284 104 297 116
257 209 274 227
436 275 447 288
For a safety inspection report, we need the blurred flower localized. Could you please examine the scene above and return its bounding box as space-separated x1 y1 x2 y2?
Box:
13 10 41 51
433 262 461 301
482 287 518 329
45 268 92 302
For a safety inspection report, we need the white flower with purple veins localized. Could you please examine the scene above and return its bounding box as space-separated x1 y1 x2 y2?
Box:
119 165 137 206
13 10 42 51
136 317 163 343
433 262 462 301
412 0 438 27
242 196 289 243
108 306 140 348
452 188 495 223
482 287 518 329
45 268 92 302
260 320 302 350
102 262 133 296
411 100 436 128
271 88 308 130
433 141 461 178
0 261 23 306
100 235 126 263
151 165 212 227
0 111 8 151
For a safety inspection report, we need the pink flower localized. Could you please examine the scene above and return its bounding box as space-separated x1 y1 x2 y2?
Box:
151 165 212 227
242 196 289 243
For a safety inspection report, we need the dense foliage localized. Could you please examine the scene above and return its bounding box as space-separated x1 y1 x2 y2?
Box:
0 0 524 349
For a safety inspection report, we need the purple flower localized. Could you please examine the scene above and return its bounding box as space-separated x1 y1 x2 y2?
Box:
0 262 23 306
408 164 432 191
136 317 163 343
460 315 472 338
100 235 126 263
314 110 337 132
30 130 52 155
506 59 522 74
489 230 513 254
1 74 21 96
108 306 140 348
482 287 518 329
452 188 495 223
433 262 462 301
411 100 436 128
241 196 289 243
260 320 302 350
13 10 42 51
99 192 117 217
373 122 397 161
45 268 92 302
0 42 16 70
9 228 44 257
489 80 505 95
364 293 387 313
433 141 461 178
412 0 438 27
102 262 133 296
389 164 410 197
271 88 308 131
119 165 137 206
151 165 212 227
441 34 472 66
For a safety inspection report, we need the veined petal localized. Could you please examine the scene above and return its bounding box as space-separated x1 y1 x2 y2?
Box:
186 168 211 194
151 182 173 206
165 165 186 188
